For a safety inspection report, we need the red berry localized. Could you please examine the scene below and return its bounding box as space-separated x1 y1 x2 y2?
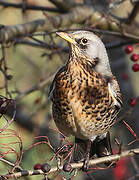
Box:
34 98 41 104
63 162 72 172
125 45 133 54
121 73 129 80
34 163 42 170
130 54 139 62
113 158 129 180
132 64 139 72
41 163 51 173
129 98 136 107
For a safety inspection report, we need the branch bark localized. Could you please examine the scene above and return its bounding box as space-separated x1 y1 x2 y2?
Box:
0 5 120 43
0 1 61 13
48 0 77 12
0 4 138 44
3 148 139 179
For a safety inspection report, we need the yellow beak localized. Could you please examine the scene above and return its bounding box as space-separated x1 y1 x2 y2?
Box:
56 32 76 44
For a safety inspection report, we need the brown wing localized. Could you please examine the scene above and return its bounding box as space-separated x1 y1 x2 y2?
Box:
48 65 67 100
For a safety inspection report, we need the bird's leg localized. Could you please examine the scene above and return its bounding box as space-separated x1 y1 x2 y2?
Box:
82 139 91 171
96 132 112 157
73 138 88 162
96 132 115 167
106 131 113 155
104 132 116 167
73 138 92 170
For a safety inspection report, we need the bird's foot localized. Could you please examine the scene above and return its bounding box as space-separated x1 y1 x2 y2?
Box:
82 152 90 171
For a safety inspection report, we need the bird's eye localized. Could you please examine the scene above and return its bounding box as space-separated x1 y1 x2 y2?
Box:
82 38 88 44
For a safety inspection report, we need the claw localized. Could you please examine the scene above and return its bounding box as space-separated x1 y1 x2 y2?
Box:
82 152 90 171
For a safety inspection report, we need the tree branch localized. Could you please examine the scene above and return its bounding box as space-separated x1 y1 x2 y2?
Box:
48 0 81 12
3 148 139 179
0 4 138 44
0 1 61 13
15 73 54 101
0 5 121 43
126 2 139 24
109 2 139 24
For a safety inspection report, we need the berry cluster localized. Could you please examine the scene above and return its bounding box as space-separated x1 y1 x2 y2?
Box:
34 162 73 173
124 45 138 107
125 45 139 72
34 163 51 173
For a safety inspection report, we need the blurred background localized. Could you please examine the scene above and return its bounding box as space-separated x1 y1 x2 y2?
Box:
0 0 139 179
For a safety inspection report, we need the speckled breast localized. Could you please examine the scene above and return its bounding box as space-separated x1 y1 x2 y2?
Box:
52 65 120 139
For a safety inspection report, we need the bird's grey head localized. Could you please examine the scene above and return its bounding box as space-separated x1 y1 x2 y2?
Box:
56 30 112 75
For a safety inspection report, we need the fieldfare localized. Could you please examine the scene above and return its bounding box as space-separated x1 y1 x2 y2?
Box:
48 30 122 169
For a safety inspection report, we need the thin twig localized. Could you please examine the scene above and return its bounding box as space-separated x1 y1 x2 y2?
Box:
15 73 54 101
127 173 139 180
0 157 15 167
130 156 139 173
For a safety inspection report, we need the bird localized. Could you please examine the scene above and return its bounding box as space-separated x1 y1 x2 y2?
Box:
48 30 122 169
